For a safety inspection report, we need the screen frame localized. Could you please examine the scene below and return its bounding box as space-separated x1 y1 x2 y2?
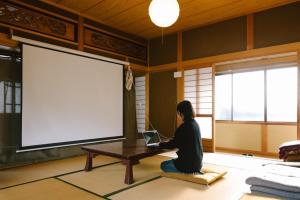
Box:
18 43 125 151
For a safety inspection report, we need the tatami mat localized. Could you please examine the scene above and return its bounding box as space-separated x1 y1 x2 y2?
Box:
58 155 169 196
240 193 281 200
0 155 119 189
0 152 282 200
0 178 105 200
160 151 279 171
202 153 279 171
109 166 249 200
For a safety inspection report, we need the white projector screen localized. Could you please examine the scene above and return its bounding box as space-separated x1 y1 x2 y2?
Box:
21 44 123 150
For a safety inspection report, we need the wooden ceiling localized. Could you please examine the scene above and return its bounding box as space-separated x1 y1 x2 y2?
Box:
43 0 297 39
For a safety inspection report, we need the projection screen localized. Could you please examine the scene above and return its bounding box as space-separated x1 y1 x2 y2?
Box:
21 44 123 150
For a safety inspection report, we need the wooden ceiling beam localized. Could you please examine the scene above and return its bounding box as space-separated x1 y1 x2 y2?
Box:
42 0 298 38
81 0 105 13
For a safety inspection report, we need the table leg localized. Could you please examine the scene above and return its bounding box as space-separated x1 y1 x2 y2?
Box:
85 152 93 171
123 159 134 184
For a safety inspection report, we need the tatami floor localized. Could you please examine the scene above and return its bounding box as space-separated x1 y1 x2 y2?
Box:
0 152 281 200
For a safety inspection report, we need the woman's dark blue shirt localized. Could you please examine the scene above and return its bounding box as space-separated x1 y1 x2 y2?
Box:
159 118 203 173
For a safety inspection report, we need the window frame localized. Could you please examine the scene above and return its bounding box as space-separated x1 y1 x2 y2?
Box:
215 66 298 125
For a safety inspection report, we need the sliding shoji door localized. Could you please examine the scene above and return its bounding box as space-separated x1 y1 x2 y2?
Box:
135 76 146 133
184 67 215 152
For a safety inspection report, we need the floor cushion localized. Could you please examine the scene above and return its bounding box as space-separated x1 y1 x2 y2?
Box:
161 167 227 185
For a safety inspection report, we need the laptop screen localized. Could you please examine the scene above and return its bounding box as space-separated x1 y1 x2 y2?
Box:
143 131 160 145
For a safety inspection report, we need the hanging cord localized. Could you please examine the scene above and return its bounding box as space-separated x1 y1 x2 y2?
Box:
161 27 164 45
140 103 169 139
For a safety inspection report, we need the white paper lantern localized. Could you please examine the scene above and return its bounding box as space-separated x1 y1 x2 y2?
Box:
149 0 180 28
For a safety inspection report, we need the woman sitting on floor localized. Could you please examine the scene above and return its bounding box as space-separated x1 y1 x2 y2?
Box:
159 100 203 174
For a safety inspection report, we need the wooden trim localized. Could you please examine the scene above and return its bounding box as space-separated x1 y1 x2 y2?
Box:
10 0 78 23
77 16 84 51
147 39 150 68
196 114 214 118
298 51 300 139
216 120 297 126
247 14 254 50
177 32 182 63
149 41 300 72
84 45 146 64
215 55 297 73
148 63 177 73
130 63 147 73
216 147 278 158
0 22 78 46
0 33 18 48
177 32 184 126
84 24 147 47
212 65 216 152
145 73 150 130
261 124 268 153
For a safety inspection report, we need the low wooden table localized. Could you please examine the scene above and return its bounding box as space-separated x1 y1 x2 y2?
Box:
82 139 165 184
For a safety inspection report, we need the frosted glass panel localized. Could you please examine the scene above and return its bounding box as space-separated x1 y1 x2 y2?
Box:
215 74 232 120
267 67 297 122
184 80 197 87
6 84 12 104
198 109 212 114
184 75 197 81
198 85 212 91
199 91 212 97
199 79 212 85
15 84 21 105
195 117 212 139
199 97 212 103
184 69 196 75
199 73 212 79
199 103 212 109
185 97 196 104
184 92 196 98
199 67 212 73
233 71 264 121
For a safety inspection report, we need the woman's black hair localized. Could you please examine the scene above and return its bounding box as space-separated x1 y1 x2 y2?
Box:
177 100 195 121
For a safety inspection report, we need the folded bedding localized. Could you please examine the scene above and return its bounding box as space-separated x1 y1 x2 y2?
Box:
279 140 300 161
246 175 300 193
246 164 300 199
250 185 300 200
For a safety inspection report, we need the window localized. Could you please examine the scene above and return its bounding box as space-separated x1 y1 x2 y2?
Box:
135 76 146 133
233 71 264 121
215 66 297 122
267 67 297 122
215 74 231 120
0 81 21 114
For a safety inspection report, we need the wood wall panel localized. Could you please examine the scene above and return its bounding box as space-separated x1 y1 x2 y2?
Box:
84 28 147 61
254 1 300 48
149 34 178 66
0 1 75 41
182 17 247 61
149 71 177 138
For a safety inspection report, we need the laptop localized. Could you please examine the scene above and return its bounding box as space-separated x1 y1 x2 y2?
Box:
142 130 161 147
